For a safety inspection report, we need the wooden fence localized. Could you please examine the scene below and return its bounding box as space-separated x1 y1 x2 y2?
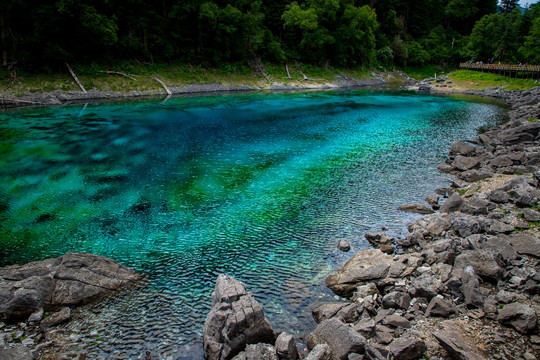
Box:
459 63 540 78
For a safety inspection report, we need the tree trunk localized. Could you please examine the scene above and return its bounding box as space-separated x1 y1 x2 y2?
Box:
65 63 87 93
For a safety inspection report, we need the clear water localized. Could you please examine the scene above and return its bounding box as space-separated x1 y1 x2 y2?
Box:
0 91 503 358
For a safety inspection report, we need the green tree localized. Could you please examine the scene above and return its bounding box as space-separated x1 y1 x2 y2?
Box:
520 17 540 63
500 0 519 13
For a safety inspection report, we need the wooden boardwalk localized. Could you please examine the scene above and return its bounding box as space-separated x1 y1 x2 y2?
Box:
459 63 540 78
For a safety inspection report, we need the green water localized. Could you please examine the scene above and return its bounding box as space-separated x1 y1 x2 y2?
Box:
0 91 503 358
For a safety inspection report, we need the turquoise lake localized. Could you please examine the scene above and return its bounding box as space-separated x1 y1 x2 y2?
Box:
0 91 504 358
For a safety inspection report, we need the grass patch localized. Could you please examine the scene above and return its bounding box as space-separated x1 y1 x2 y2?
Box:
0 61 411 97
395 64 455 80
449 70 539 90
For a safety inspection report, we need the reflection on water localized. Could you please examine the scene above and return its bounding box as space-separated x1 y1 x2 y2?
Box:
0 91 503 358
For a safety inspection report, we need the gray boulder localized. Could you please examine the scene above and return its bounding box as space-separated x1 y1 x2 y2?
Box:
408 273 443 299
275 332 298 360
489 190 510 204
307 318 366 360
389 339 427 360
203 275 275 360
325 249 393 297
382 291 411 310
453 156 480 171
461 266 484 308
232 344 278 360
0 252 142 322
507 233 540 258
450 141 476 156
453 250 504 280
459 169 492 182
433 326 486 360
305 344 331 360
382 314 411 328
40 306 71 329
397 203 434 214
0 345 34 360
313 303 348 323
522 208 540 222
497 302 538 334
425 297 456 317
440 193 467 213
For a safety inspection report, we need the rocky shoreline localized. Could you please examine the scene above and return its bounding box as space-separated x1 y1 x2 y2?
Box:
202 86 540 360
0 253 143 359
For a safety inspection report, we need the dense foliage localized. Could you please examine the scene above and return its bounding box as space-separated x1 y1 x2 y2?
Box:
0 0 539 71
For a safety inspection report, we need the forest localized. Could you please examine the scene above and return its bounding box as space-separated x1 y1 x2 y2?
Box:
0 0 539 72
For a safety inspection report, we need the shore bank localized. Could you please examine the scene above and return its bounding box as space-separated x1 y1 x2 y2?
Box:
203 86 540 360
0 71 411 109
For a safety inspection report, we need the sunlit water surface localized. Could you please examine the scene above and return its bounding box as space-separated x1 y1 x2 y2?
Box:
0 91 504 358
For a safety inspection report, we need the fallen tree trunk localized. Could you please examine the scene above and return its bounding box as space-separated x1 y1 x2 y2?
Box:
152 76 172 95
100 71 137 81
65 63 87 93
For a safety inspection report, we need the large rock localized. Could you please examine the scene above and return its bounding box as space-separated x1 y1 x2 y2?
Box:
275 332 298 360
325 249 393 297
307 318 366 360
203 275 275 360
232 344 278 360
397 203 434 214
497 302 538 334
408 273 443 300
453 156 480 171
389 339 426 360
0 252 142 322
304 344 331 360
452 250 504 280
506 234 540 258
425 297 456 317
450 141 476 156
433 326 486 360
440 194 467 213
461 266 484 308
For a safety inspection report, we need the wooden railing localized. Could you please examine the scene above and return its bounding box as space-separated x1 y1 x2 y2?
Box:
460 63 540 72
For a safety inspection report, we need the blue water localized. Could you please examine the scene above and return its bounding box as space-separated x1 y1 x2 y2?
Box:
0 91 504 358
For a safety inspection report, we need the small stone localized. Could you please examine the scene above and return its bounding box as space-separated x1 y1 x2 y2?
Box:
468 309 485 319
40 307 71 330
353 319 376 339
337 239 351 252
382 314 411 328
28 308 44 324
304 344 330 360
389 338 427 360
397 203 434 214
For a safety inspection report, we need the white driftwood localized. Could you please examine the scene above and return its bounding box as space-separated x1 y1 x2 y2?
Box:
285 63 292 79
100 71 137 81
152 76 172 95
65 63 87 93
